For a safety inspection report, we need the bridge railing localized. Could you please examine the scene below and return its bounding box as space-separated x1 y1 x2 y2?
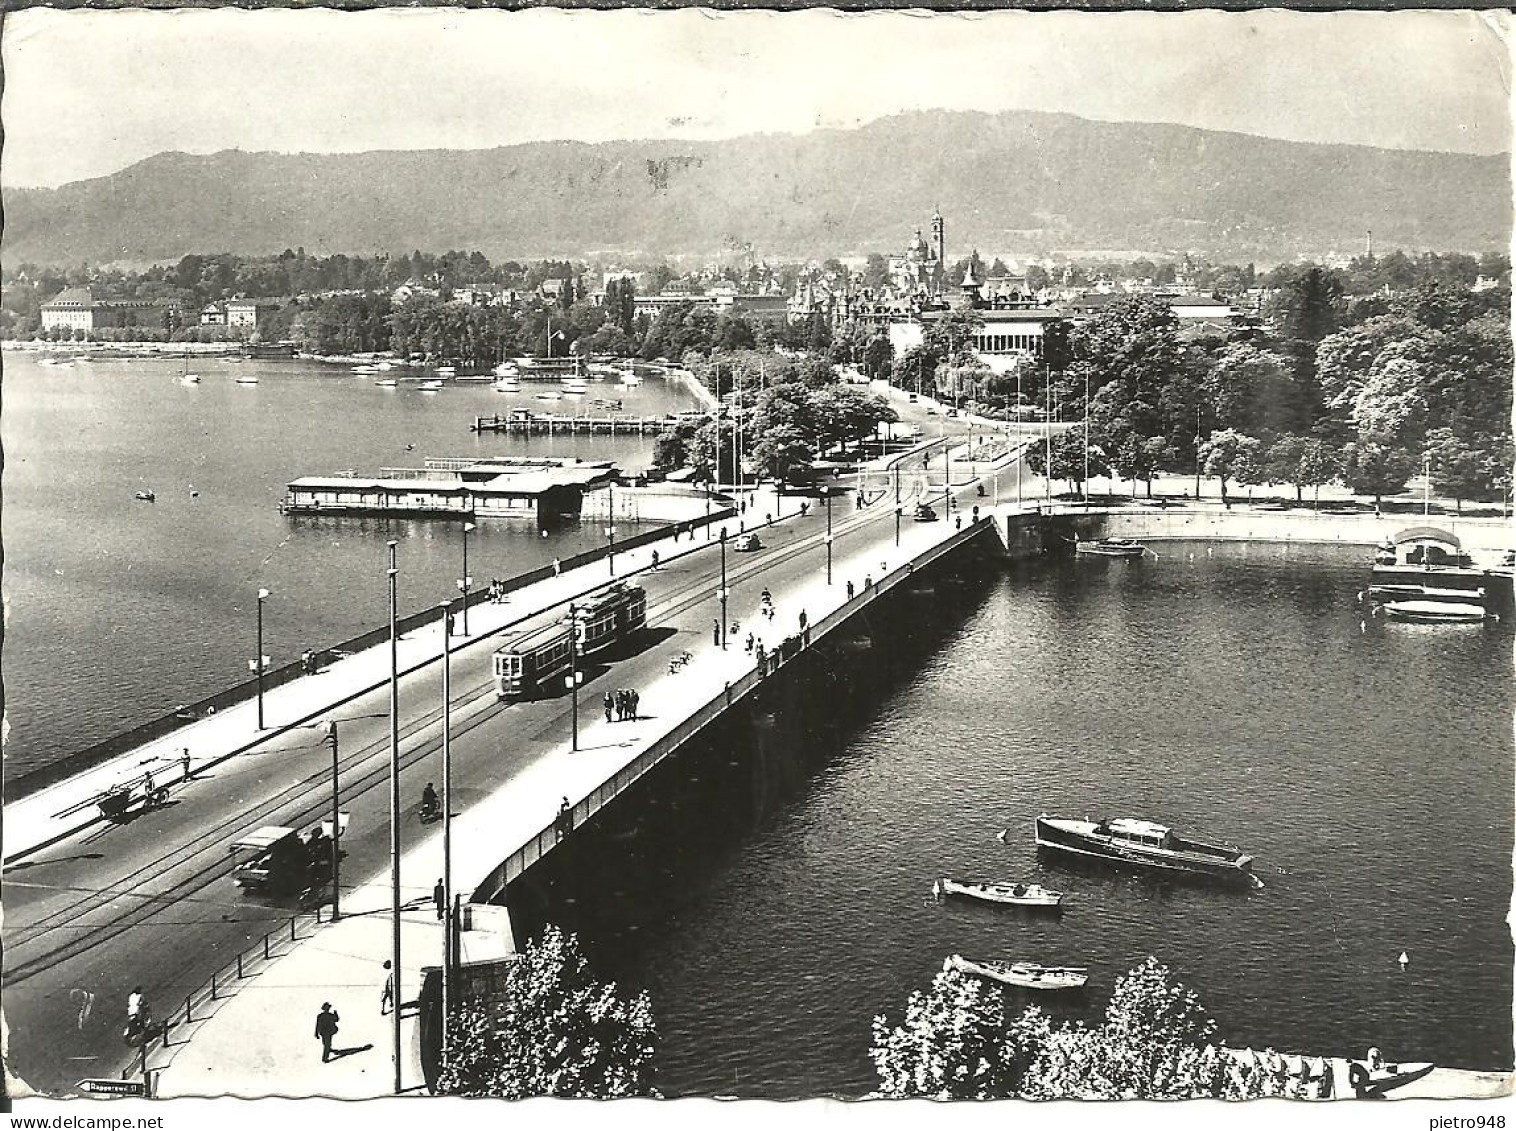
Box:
474 516 994 901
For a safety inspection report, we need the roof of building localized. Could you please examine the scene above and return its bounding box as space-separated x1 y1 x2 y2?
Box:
41 287 95 309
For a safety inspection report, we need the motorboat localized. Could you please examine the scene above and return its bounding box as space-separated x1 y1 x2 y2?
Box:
375 378 399 387
1358 583 1481 605
946 955 1088 991
418 380 445 392
352 364 380 374
536 391 564 401
1370 526 1510 614
235 375 260 385
134 490 156 502
492 377 521 393
934 878 1062 907
1075 537 1145 558
1379 598 1490 624
180 374 201 385
1034 814 1257 885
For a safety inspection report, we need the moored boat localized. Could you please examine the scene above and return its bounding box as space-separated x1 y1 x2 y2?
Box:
1075 537 1145 558
1034 814 1257 885
934 878 1063 907
946 955 1088 991
1380 598 1489 624
235 375 259 385
374 378 399 387
417 380 445 392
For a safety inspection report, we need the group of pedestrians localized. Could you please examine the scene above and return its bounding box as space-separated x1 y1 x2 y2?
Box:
603 688 640 722
487 578 511 603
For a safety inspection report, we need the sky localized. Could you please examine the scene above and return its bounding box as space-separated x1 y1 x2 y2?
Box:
2 7 1510 189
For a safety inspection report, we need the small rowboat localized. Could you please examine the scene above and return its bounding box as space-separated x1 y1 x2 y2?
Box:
1381 599 1488 624
934 878 1063 907
1075 537 1144 558
947 955 1088 991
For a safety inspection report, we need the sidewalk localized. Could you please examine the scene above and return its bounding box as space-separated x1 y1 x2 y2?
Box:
152 510 977 1097
3 496 793 864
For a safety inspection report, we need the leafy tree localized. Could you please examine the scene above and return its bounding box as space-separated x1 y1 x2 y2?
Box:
1424 427 1501 513
439 925 656 1099
870 962 1050 1099
1205 343 1302 439
1341 438 1416 506
873 957 1306 1102
1025 428 1106 494
1199 429 1265 506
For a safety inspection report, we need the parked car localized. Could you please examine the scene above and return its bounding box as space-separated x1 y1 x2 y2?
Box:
733 533 762 552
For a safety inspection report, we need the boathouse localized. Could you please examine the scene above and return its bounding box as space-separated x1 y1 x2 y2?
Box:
281 457 617 523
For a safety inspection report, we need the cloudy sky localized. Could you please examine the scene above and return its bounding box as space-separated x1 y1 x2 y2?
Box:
3 7 1510 188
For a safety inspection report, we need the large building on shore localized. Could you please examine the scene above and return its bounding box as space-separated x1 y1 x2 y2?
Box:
40 288 173 333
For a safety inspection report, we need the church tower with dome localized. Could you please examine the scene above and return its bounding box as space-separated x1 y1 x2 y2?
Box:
887 209 947 298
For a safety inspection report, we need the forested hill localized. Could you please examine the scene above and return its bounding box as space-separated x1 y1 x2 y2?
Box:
5 110 1508 265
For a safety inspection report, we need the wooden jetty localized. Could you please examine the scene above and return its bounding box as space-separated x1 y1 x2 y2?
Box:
472 412 674 436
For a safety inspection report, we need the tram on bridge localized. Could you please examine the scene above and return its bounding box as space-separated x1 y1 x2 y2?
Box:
492 582 647 700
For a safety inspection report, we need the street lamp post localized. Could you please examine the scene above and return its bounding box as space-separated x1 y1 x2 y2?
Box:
325 721 341 922
607 484 616 575
718 531 729 648
386 541 402 1095
459 522 475 635
254 588 270 729
568 602 581 750
895 505 902 547
822 486 833 585
439 605 454 1064
1195 404 1203 501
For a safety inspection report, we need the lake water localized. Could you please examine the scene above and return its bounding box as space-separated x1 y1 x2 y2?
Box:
2 354 699 776
607 544 1514 1096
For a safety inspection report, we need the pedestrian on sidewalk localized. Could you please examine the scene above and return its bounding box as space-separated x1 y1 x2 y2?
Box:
629 689 639 719
865 575 873 590
553 558 562 577
434 878 446 921
315 1003 340 1062
302 649 316 675
798 610 808 632
846 580 855 600
651 549 660 571
603 692 614 723
380 961 394 1016
713 618 722 646
181 748 192 781
613 689 624 721
745 633 754 653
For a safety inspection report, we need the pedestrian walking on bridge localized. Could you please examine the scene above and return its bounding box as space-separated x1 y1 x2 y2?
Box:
713 618 722 646
603 692 614 723
629 688 640 719
380 961 394 1015
315 1003 340 1062
434 878 445 921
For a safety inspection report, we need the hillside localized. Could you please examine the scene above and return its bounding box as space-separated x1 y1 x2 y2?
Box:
4 110 1508 265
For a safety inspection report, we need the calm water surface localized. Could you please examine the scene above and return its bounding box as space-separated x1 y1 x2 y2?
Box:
609 545 1514 1096
3 354 698 775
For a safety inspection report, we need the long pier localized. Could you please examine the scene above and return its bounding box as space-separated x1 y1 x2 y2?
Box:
472 412 671 436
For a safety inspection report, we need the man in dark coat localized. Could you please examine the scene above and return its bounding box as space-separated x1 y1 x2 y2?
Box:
315 1002 340 1062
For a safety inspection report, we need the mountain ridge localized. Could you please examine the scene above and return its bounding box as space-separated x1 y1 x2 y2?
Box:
5 109 1508 265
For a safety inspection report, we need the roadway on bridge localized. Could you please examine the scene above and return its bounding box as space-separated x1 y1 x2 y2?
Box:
4 420 1045 1095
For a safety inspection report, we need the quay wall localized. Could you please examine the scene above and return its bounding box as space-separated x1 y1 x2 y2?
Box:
9 502 736 800
665 367 719 410
992 505 1512 560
